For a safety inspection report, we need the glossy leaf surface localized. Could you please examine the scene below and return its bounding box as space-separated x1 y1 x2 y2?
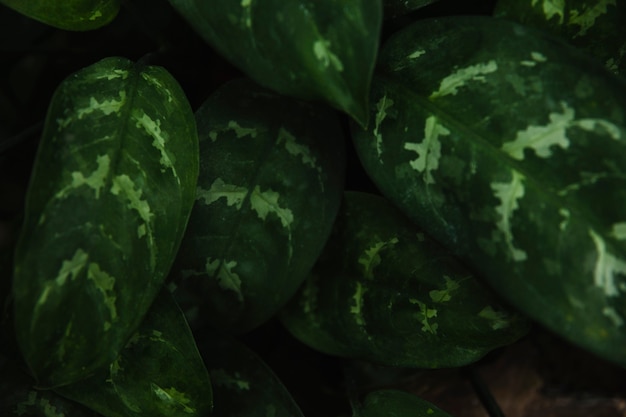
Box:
55 290 212 417
0 0 119 31
198 334 304 417
351 16 626 366
494 0 626 76
167 0 381 126
281 192 529 368
357 390 452 417
13 57 199 387
384 0 439 19
173 78 345 333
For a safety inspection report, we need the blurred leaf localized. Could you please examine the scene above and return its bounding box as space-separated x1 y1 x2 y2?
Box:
167 0 382 126
356 389 453 417
281 192 529 368
13 57 199 387
351 16 626 366
172 78 345 333
55 290 212 417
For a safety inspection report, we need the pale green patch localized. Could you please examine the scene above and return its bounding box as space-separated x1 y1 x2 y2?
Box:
76 91 127 119
429 275 461 303
404 115 450 184
502 101 621 160
408 49 426 59
141 73 174 102
603 306 624 327
531 0 565 24
430 60 498 99
227 120 258 138
313 39 344 72
88 262 117 330
559 208 570 231
373 95 394 158
491 170 527 262
478 306 511 330
569 0 616 38
520 51 548 67
134 110 178 181
55 248 89 286
56 154 111 200
211 369 251 391
410 299 438 334
357 237 399 280
15 391 66 417
151 383 195 414
427 409 435 415
206 258 243 301
110 174 155 267
250 186 294 229
350 282 368 326
89 10 103 21
241 0 253 28
91 69 129 81
196 177 248 209
276 128 324 190
611 223 626 240
589 228 626 297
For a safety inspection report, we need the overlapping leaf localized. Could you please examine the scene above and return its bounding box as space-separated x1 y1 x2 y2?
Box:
198 334 304 417
13 57 199 387
351 16 626 366
55 290 212 417
172 78 345 333
281 192 529 368
494 0 626 76
0 0 119 31
167 0 381 126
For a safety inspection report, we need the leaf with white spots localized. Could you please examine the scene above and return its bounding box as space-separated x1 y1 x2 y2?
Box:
0 0 119 30
13 57 199 387
167 0 382 126
281 192 529 368
55 290 213 417
173 78 344 333
351 16 626 366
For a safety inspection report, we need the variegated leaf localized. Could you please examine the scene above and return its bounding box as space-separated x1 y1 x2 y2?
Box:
13 57 199 387
351 16 626 366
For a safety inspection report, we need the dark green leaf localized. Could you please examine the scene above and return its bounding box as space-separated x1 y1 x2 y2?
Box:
167 0 381 126
198 334 304 417
0 0 119 31
280 192 529 368
13 57 199 387
351 16 626 366
384 0 440 19
494 0 626 77
55 290 212 417
356 389 452 417
172 78 345 333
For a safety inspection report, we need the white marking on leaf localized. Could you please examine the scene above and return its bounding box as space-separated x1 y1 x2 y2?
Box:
569 1 616 38
408 49 426 59
531 0 565 24
589 228 626 297
55 249 89 286
250 186 294 229
430 60 498 99
151 383 195 414
502 102 621 160
357 237 399 280
478 306 511 330
88 262 117 330
141 73 174 102
227 120 258 138
410 299 438 334
206 258 243 301
241 0 253 28
491 170 527 262
373 95 394 158
603 306 625 327
429 276 461 303
196 178 248 209
404 116 449 184
559 208 571 231
133 110 178 181
76 91 127 119
611 223 626 240
56 154 111 200
350 282 367 326
211 369 250 391
313 39 344 72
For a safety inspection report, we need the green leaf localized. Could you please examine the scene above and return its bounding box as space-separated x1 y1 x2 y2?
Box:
351 16 626 366
384 0 440 19
12 57 199 387
54 290 212 417
172 78 345 333
494 0 626 77
356 390 452 417
167 0 381 126
198 334 304 417
280 192 529 368
0 0 119 31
